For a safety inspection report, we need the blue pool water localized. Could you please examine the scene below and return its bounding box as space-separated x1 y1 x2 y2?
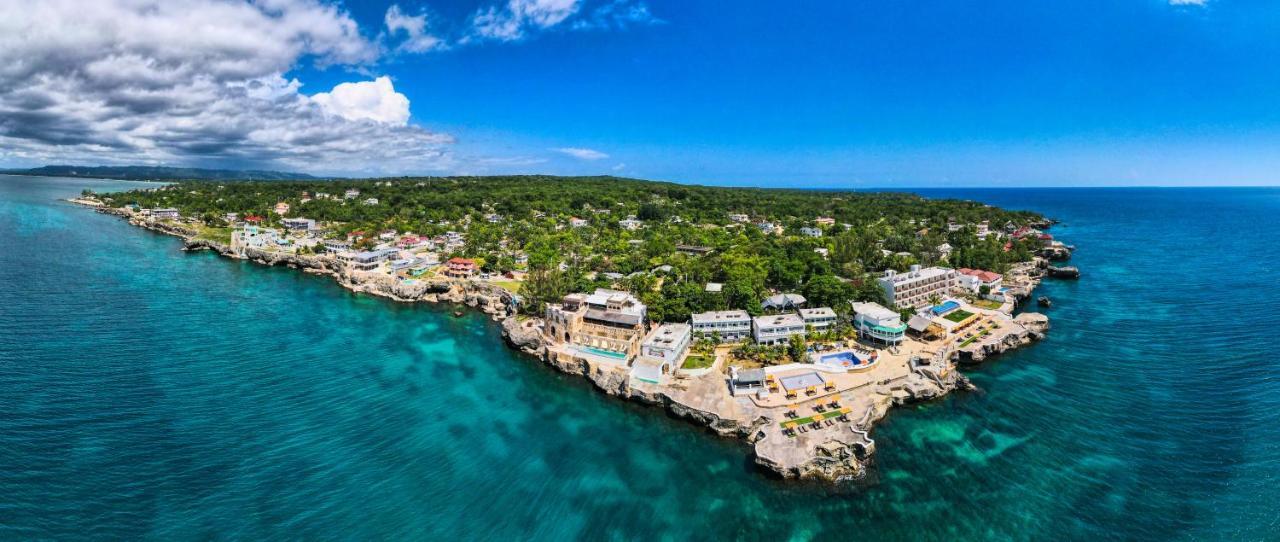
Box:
932 300 961 315
575 345 629 360
817 351 870 368
3 176 1279 540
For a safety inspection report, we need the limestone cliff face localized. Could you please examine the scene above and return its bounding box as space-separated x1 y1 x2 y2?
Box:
130 218 197 238
1014 312 1050 337
500 318 545 357
752 368 970 482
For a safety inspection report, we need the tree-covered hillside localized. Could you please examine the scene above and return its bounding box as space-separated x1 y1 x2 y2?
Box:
101 175 1048 320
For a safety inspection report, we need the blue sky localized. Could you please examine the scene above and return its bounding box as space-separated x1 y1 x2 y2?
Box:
3 0 1279 186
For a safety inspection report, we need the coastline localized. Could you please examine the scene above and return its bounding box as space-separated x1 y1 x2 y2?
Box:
78 201 1056 482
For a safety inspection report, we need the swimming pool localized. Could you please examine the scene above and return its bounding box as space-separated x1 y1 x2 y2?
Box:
932 300 961 315
575 345 629 361
812 350 873 369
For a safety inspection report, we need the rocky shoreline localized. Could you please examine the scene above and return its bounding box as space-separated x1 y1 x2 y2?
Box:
82 202 1059 483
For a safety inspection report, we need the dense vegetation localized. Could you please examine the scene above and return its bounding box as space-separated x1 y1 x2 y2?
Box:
100 175 1047 321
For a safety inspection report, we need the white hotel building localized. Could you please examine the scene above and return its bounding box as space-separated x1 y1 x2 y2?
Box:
798 307 838 332
878 265 958 308
690 310 753 342
752 313 807 345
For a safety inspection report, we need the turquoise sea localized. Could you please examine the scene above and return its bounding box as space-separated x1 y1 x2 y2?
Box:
2 175 1278 540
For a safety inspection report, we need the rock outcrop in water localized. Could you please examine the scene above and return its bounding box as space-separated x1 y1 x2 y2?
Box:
1047 266 1080 279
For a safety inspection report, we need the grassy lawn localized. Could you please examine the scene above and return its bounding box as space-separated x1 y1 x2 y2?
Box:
682 354 715 370
944 309 975 323
192 225 232 245
959 328 992 347
489 279 522 293
973 299 1003 310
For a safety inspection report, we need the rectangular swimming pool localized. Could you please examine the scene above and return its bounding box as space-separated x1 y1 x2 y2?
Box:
575 345 629 361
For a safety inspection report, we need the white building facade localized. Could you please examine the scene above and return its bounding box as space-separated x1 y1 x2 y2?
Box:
690 310 752 342
640 323 692 365
752 313 807 345
851 301 907 344
878 265 958 308
798 307 838 332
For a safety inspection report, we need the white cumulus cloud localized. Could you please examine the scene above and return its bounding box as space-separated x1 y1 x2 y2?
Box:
312 77 411 126
385 4 444 53
554 147 609 160
0 0 454 175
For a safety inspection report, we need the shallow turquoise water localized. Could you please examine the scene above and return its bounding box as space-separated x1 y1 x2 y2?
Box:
2 176 1278 540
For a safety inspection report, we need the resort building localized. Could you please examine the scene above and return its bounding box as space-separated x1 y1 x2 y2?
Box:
363 197 379 206
632 323 690 385
273 202 290 216
728 213 750 223
639 323 692 367
223 212 238 223
569 217 588 228
239 225 279 249
956 268 1003 293
443 231 465 249
322 239 351 252
343 248 397 271
851 302 907 345
281 217 315 231
878 265 958 308
752 313 807 345
798 307 838 332
814 217 835 227
544 289 649 361
445 257 477 278
757 221 780 235
397 235 428 249
619 217 643 230
729 367 766 396
799 227 822 238
344 189 360 199
152 208 180 220
691 310 752 341
976 220 991 240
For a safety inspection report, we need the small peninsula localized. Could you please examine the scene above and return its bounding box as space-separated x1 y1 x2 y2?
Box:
73 175 1071 481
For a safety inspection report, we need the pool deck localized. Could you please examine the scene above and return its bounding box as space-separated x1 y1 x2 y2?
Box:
532 325 963 480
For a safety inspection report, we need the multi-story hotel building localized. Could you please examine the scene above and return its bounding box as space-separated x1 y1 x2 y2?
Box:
545 289 648 361
851 301 907 345
752 313 807 345
690 310 753 342
878 265 958 308
798 307 838 332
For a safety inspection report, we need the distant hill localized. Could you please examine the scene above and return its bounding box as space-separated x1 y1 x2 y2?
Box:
2 165 324 181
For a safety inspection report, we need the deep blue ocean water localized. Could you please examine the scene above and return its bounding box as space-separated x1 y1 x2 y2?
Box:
2 175 1278 540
